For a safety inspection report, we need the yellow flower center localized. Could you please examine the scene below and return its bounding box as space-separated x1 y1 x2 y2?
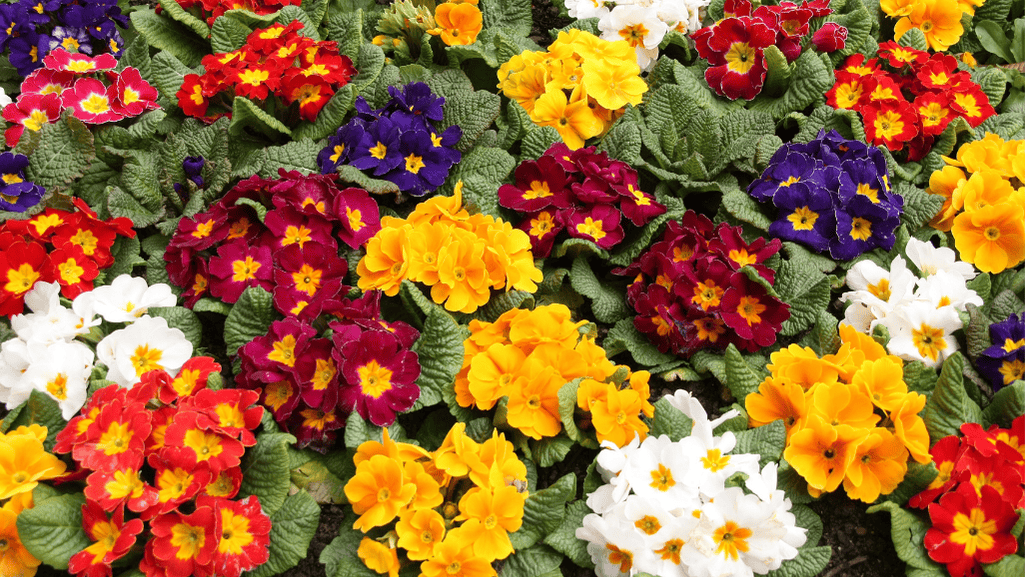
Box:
635 515 661 535
81 94 110 114
912 323 947 361
701 448 731 472
618 23 649 48
46 373 68 400
856 183 880 203
268 335 297 367
713 521 753 561
649 464 675 492
692 280 724 310
231 256 261 282
736 296 766 326
850 217 872 241
370 142 388 160
4 263 40 295
131 344 164 376
358 360 394 399
405 154 425 174
725 42 757 74
524 180 552 200
292 265 322 296
950 508 996 556
575 217 607 241
170 523 206 560
788 206 818 231
867 278 891 301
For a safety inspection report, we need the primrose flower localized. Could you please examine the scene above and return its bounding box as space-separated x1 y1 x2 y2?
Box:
0 425 66 500
951 202 1025 274
880 301 961 368
86 274 177 323
95 315 194 387
0 504 40 577
893 0 965 52
428 2 482 46
692 16 775 101
977 314 1025 390
924 484 1019 576
344 454 417 532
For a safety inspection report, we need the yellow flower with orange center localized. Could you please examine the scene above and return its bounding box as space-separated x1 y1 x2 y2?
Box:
427 2 482 46
344 454 417 532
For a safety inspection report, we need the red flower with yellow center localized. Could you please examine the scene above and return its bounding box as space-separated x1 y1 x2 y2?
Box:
862 100 919 151
73 400 151 472
337 328 421 427
83 468 159 514
163 412 246 474
949 86 995 127
925 484 1018 576
69 502 144 577
693 16 776 100
148 506 219 577
197 495 271 577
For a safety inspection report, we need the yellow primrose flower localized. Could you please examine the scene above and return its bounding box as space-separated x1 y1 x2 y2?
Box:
344 454 417 532
0 506 40 577
893 0 965 52
427 2 483 46
357 537 399 577
0 426 66 501
455 484 526 561
529 86 605 150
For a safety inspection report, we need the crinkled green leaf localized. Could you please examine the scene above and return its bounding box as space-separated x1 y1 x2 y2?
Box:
650 397 694 442
223 286 275 356
985 556 1025 577
240 432 297 515
898 27 929 51
528 434 574 468
867 501 944 571
510 473 575 550
325 10 363 61
117 35 152 79
319 516 380 577
499 543 563 577
351 43 387 96
734 420 786 466
990 288 1025 323
150 50 194 108
748 51 832 121
343 412 412 450
557 379 589 446
211 13 252 52
160 0 211 39
721 187 772 230
103 235 146 281
762 44 792 96
608 196 685 267
230 96 293 138
480 0 532 36
898 182 946 231
724 343 769 400
130 9 208 67
983 381 1025 429
470 290 534 323
598 119 643 165
826 0 873 57
334 165 400 195
521 126 562 159
775 258 832 337
148 306 202 349
604 318 677 367
976 0 1015 25
15 114 95 192
426 68 474 100
444 146 515 217
3 390 66 451
543 500 595 569
410 306 466 410
442 91 502 152
247 490 321 577
769 545 832 577
192 297 233 315
258 139 320 177
691 349 727 383
274 5 320 39
799 308 842 357
923 352 982 442
570 256 629 324
16 493 88 570
972 66 1010 112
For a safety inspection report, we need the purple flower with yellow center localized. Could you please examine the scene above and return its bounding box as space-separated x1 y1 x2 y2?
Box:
564 204 624 249
207 239 274 303
767 181 835 252
335 327 421 427
349 116 404 176
977 314 1025 390
264 205 336 252
317 122 364 173
0 151 44 212
719 271 790 352
748 148 826 201
332 186 381 249
387 128 453 196
271 243 348 319
9 33 47 75
836 158 894 208
239 318 316 377
293 337 339 411
382 82 445 127
48 25 92 54
829 195 899 260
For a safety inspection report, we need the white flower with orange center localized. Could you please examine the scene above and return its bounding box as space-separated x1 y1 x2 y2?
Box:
87 274 177 323
904 237 977 281
915 270 983 311
599 4 668 69
880 301 962 368
96 316 193 386
21 340 93 419
841 256 916 331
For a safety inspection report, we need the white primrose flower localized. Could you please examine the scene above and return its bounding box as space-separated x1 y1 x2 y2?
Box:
840 256 916 332
741 463 807 570
89 274 177 323
621 435 697 508
914 270 984 312
879 300 962 368
577 511 656 577
0 338 34 408
96 315 193 387
904 237 977 281
21 340 94 419
0 86 10 109
599 4 669 69
588 434 643 514
11 282 85 345
566 0 612 20
623 495 699 576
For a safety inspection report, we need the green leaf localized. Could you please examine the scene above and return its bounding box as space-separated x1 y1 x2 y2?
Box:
445 147 515 217
775 255 832 337
16 493 89 570
104 235 146 281
770 545 832 577
193 297 233 315
223 286 275 356
972 67 1009 111
211 16 252 53
748 50 832 121
247 490 322 577
882 460 938 506
499 543 564 577
160 0 212 39
258 140 320 177
762 44 793 96
867 501 944 571
319 517 379 577
528 435 574 468
2 390 66 450
598 120 643 165
543 500 595 569
650 397 694 442
733 420 786 466
150 51 194 108
325 11 364 61
334 165 401 195
1012 18 1025 62
275 5 320 39
240 432 297 515
292 86 357 141
604 318 678 367
410 306 467 410
898 27 929 51
899 182 946 231
569 256 629 324
16 114 95 192
343 412 412 450
724 343 769 400
923 353 983 441
230 96 293 138
983 381 1025 429
480 0 532 36
721 188 772 230
985 556 1025 577
130 9 208 67
147 306 203 349
521 126 562 159
510 473 575 550
799 309 842 357
975 20 1015 63
441 91 502 153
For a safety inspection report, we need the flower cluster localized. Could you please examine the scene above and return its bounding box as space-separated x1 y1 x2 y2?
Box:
56 373 271 577
926 133 1025 274
977 314 1025 391
0 0 127 76
452 303 653 445
3 49 158 145
749 130 902 259
497 30 647 149
908 417 1023 577
176 21 355 123
0 276 192 419
0 151 45 212
499 143 667 256
881 0 970 52
344 425 528 577
236 291 421 450
173 0 302 25
565 0 710 69
615 210 789 357
692 0 845 101
578 390 807 577
356 186 543 314
841 237 982 368
318 82 462 197
0 198 135 315
0 424 67 577
826 44 996 158
165 169 380 313
746 325 931 501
